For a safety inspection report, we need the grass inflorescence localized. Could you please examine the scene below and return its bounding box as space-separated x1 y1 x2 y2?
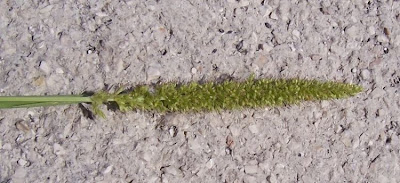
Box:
90 77 362 116
0 76 362 117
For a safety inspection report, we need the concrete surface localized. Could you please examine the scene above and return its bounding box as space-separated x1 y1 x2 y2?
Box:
1 0 400 182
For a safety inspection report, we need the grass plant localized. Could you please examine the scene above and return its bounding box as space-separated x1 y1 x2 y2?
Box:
0 77 363 117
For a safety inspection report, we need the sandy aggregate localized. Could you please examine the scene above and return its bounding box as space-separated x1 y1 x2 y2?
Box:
1 0 400 182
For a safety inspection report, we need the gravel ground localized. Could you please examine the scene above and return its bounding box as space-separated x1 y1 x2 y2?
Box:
1 0 400 182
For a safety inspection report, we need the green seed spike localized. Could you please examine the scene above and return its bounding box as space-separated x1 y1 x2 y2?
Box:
90 77 363 115
0 77 363 117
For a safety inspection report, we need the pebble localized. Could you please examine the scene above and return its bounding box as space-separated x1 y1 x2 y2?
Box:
118 41 129 49
225 147 232 155
36 41 46 49
239 0 250 7
191 67 197 74
270 10 279 20
146 64 161 82
163 166 183 176
351 68 358 73
263 43 274 53
377 108 385 117
206 158 214 169
301 156 313 167
377 35 389 43
313 111 322 119
103 165 113 174
244 165 259 174
345 25 359 39
367 26 375 35
169 126 177 137
55 68 64 74
53 143 66 156
340 133 352 147
96 12 108 17
39 5 54 14
12 167 26 182
310 54 322 61
394 35 400 47
321 100 330 108
18 159 28 166
335 125 344 134
116 60 124 74
15 121 30 133
292 29 301 39
39 61 51 74
188 139 202 151
229 126 241 137
248 124 259 134
360 69 370 80
2 143 12 150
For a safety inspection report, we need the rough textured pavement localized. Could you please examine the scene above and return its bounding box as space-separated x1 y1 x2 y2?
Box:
1 0 400 182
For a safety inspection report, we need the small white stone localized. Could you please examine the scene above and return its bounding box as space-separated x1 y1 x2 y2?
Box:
188 139 202 151
191 67 197 74
394 35 400 47
118 41 129 49
321 100 329 108
36 41 46 49
263 43 274 53
103 65 110 72
345 25 359 39
377 108 385 117
248 124 259 134
377 35 389 43
53 143 66 156
335 125 344 134
55 68 64 74
39 61 51 74
310 54 322 61
169 126 177 137
96 12 108 17
245 165 259 174
163 166 183 176
39 5 54 14
313 111 322 119
147 64 161 82
239 0 249 6
206 158 214 169
116 60 124 74
18 159 28 166
341 136 352 147
2 143 12 150
351 68 358 73
225 147 232 155
367 26 376 35
229 126 241 137
292 29 301 39
368 140 374 146
270 10 279 20
361 69 370 80
301 156 313 167
103 165 113 174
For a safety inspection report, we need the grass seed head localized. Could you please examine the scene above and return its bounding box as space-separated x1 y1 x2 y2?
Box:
91 77 362 115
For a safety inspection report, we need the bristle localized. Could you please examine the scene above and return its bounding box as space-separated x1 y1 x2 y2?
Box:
91 77 362 114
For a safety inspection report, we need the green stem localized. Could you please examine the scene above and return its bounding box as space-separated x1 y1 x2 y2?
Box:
0 95 92 102
0 95 92 109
